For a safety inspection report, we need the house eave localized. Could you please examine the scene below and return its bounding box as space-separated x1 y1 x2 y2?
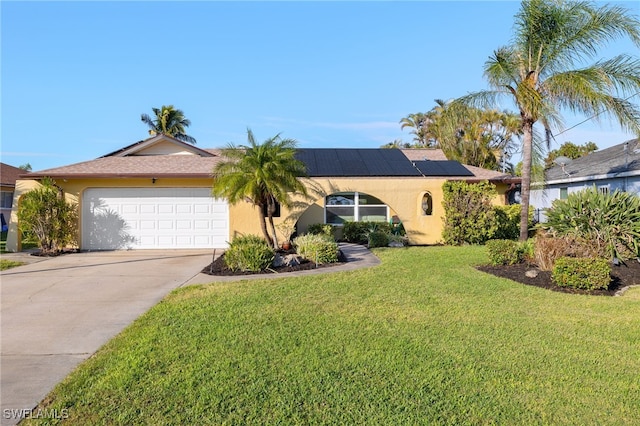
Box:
537 169 640 186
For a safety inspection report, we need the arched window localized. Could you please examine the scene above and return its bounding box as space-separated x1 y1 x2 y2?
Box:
325 192 388 224
421 192 433 216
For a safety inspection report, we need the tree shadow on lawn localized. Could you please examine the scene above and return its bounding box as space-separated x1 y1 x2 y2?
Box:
476 261 640 296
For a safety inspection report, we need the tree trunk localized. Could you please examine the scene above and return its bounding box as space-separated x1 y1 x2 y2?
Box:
267 215 279 250
519 121 534 241
257 203 273 247
266 197 279 250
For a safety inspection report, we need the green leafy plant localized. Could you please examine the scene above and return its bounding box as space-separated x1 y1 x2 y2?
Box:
541 188 640 261
552 257 611 291
442 181 499 245
367 231 389 249
293 233 339 264
306 223 334 239
343 221 392 244
17 177 78 254
224 235 275 272
485 239 523 265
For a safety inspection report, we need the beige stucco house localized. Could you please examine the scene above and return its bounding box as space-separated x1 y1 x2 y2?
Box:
6 134 519 252
1 162 24 231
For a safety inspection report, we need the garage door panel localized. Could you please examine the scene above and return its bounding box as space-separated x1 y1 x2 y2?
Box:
83 188 229 250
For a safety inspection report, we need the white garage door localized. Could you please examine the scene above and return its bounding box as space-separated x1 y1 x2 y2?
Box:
82 188 229 250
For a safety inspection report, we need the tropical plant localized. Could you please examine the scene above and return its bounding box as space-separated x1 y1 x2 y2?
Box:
224 235 274 272
540 188 640 261
293 233 339 264
399 113 431 146
140 105 196 144
212 129 308 249
17 177 78 254
458 0 640 240
406 100 522 169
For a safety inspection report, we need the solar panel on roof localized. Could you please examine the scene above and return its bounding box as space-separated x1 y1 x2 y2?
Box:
295 149 473 177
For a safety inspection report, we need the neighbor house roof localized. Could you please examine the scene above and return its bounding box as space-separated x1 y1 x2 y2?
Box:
25 135 520 183
544 138 640 184
1 162 25 187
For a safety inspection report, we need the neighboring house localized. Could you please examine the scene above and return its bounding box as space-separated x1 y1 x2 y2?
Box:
530 138 640 221
0 162 25 231
6 134 519 251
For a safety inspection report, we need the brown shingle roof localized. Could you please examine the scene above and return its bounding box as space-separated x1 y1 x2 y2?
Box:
28 156 223 178
401 148 449 161
0 162 26 187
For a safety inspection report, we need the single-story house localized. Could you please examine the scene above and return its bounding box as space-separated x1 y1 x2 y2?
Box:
530 138 640 221
1 162 25 231
6 134 520 251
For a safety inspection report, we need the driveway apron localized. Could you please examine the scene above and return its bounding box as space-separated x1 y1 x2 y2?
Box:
0 250 213 425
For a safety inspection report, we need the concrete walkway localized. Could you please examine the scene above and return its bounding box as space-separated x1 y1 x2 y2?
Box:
0 244 379 425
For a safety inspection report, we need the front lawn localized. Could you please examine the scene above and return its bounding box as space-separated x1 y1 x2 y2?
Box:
28 246 640 425
0 259 24 270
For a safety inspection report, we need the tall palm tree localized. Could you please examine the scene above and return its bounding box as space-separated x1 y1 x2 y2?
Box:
459 0 640 240
140 105 197 144
212 129 308 249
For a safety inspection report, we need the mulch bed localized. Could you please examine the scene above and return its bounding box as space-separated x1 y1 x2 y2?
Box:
477 260 640 296
201 250 348 276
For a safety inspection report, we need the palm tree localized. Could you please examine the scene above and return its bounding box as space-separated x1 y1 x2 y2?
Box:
140 105 197 144
212 129 308 249
459 0 640 240
399 113 430 146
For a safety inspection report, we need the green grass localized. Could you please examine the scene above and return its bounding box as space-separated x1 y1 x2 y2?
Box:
0 259 24 270
27 246 640 425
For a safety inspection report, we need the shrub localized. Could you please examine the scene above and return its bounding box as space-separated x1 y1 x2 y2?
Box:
552 257 611 291
367 231 389 248
533 232 600 271
293 233 339 264
17 177 78 254
541 188 640 261
343 221 392 244
306 223 334 238
442 181 499 245
224 235 274 272
485 239 522 265
493 205 535 240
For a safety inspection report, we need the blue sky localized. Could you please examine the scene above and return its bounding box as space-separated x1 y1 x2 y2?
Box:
2 1 638 171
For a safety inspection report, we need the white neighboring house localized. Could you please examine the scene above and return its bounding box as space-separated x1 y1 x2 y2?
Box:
530 139 640 222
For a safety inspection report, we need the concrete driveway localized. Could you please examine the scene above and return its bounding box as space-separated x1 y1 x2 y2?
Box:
0 249 214 425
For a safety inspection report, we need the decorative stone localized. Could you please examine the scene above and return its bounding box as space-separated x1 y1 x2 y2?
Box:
283 254 301 266
272 253 285 268
525 269 539 278
388 241 404 248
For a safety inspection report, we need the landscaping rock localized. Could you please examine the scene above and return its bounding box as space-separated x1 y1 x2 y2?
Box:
273 253 302 268
525 269 539 278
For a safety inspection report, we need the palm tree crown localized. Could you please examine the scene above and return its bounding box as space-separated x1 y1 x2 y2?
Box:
460 0 640 240
141 105 197 144
212 129 308 249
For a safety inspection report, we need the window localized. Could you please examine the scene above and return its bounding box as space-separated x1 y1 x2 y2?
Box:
0 191 13 208
559 187 568 200
325 192 388 224
421 192 433 216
